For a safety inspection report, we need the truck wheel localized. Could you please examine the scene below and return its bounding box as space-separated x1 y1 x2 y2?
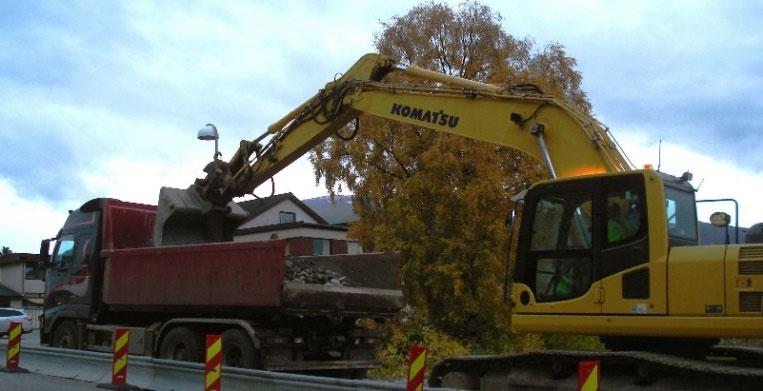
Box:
52 320 79 348
160 327 202 362
221 328 257 368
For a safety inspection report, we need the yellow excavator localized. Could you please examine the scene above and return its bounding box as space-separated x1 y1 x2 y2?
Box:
157 54 763 389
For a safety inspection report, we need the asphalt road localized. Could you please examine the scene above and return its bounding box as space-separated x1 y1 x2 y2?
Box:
1 330 131 390
0 370 104 391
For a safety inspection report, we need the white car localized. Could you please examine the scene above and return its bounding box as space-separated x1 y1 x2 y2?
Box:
0 308 34 336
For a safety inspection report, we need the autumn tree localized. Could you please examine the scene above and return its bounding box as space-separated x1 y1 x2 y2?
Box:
310 1 590 350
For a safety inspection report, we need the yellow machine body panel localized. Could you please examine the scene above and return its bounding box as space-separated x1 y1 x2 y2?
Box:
511 314 763 338
668 246 726 317
598 263 665 315
514 243 763 338
726 245 763 316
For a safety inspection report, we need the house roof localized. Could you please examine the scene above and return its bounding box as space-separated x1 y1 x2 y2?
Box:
238 192 328 225
0 282 22 298
0 253 38 266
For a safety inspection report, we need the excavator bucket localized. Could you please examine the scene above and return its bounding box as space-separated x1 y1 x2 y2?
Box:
153 186 249 246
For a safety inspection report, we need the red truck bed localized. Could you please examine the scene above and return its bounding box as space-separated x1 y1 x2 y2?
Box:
102 240 403 315
102 240 286 307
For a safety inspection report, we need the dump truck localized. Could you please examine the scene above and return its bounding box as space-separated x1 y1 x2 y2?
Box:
40 197 403 375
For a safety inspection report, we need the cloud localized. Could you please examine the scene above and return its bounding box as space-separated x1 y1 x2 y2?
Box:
493 1 763 170
0 178 69 253
618 130 763 227
1 0 762 253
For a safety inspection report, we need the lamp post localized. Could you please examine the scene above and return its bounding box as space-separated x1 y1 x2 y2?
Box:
198 123 221 160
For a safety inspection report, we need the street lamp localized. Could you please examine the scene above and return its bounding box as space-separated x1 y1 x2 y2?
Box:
197 123 221 160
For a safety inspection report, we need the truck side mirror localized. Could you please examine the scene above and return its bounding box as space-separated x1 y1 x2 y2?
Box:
39 239 51 269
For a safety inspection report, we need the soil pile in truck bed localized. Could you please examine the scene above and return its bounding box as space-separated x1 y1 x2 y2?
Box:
285 257 348 286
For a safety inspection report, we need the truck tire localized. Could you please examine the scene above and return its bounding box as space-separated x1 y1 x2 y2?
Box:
160 327 202 362
52 320 79 349
221 328 257 368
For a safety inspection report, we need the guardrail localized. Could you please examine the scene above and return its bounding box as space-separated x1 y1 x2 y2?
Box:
0 341 454 390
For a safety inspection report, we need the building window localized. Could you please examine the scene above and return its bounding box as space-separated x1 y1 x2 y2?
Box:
313 238 330 256
25 263 45 280
279 211 296 224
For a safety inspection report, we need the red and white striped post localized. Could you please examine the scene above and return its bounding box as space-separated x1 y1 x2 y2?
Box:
406 345 427 391
111 328 130 385
204 334 222 391
97 328 141 390
5 321 22 369
578 360 600 391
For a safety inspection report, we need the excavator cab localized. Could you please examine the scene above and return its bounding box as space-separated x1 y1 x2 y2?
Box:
512 169 698 325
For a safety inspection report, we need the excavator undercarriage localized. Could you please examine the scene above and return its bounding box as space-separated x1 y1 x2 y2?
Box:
431 345 763 390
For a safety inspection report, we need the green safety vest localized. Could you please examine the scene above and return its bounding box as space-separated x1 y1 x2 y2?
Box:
555 275 574 296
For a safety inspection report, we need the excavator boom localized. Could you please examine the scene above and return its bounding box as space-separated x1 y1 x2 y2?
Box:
154 53 631 245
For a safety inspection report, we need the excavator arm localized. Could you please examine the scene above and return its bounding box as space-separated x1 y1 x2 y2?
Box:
154 53 632 245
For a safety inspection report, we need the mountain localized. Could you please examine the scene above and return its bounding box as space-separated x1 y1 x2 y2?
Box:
699 222 748 244
302 195 357 225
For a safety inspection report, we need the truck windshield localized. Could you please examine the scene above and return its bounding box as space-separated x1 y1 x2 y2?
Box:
664 186 698 241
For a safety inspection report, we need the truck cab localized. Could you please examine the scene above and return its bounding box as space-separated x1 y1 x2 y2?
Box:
40 198 156 345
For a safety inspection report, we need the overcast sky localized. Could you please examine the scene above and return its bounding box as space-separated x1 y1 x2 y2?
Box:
1 1 761 252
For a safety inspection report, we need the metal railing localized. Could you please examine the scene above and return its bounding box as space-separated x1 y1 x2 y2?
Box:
0 342 453 391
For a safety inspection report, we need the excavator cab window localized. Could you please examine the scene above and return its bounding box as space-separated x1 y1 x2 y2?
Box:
528 192 594 302
665 186 698 242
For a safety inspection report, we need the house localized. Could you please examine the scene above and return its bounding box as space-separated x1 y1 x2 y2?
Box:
0 283 22 308
0 253 45 309
234 193 362 255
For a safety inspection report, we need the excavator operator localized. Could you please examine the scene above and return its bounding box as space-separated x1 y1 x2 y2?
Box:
607 203 629 242
607 195 640 243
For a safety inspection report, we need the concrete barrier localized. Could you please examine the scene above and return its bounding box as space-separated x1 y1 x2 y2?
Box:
0 342 453 390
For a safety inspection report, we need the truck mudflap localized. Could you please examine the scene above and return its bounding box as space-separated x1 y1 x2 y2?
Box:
281 252 404 316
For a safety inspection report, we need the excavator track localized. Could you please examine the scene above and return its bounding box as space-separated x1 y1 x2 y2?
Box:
430 347 763 390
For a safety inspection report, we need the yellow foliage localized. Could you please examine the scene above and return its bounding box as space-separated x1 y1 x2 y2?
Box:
310 0 593 357
369 309 469 379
